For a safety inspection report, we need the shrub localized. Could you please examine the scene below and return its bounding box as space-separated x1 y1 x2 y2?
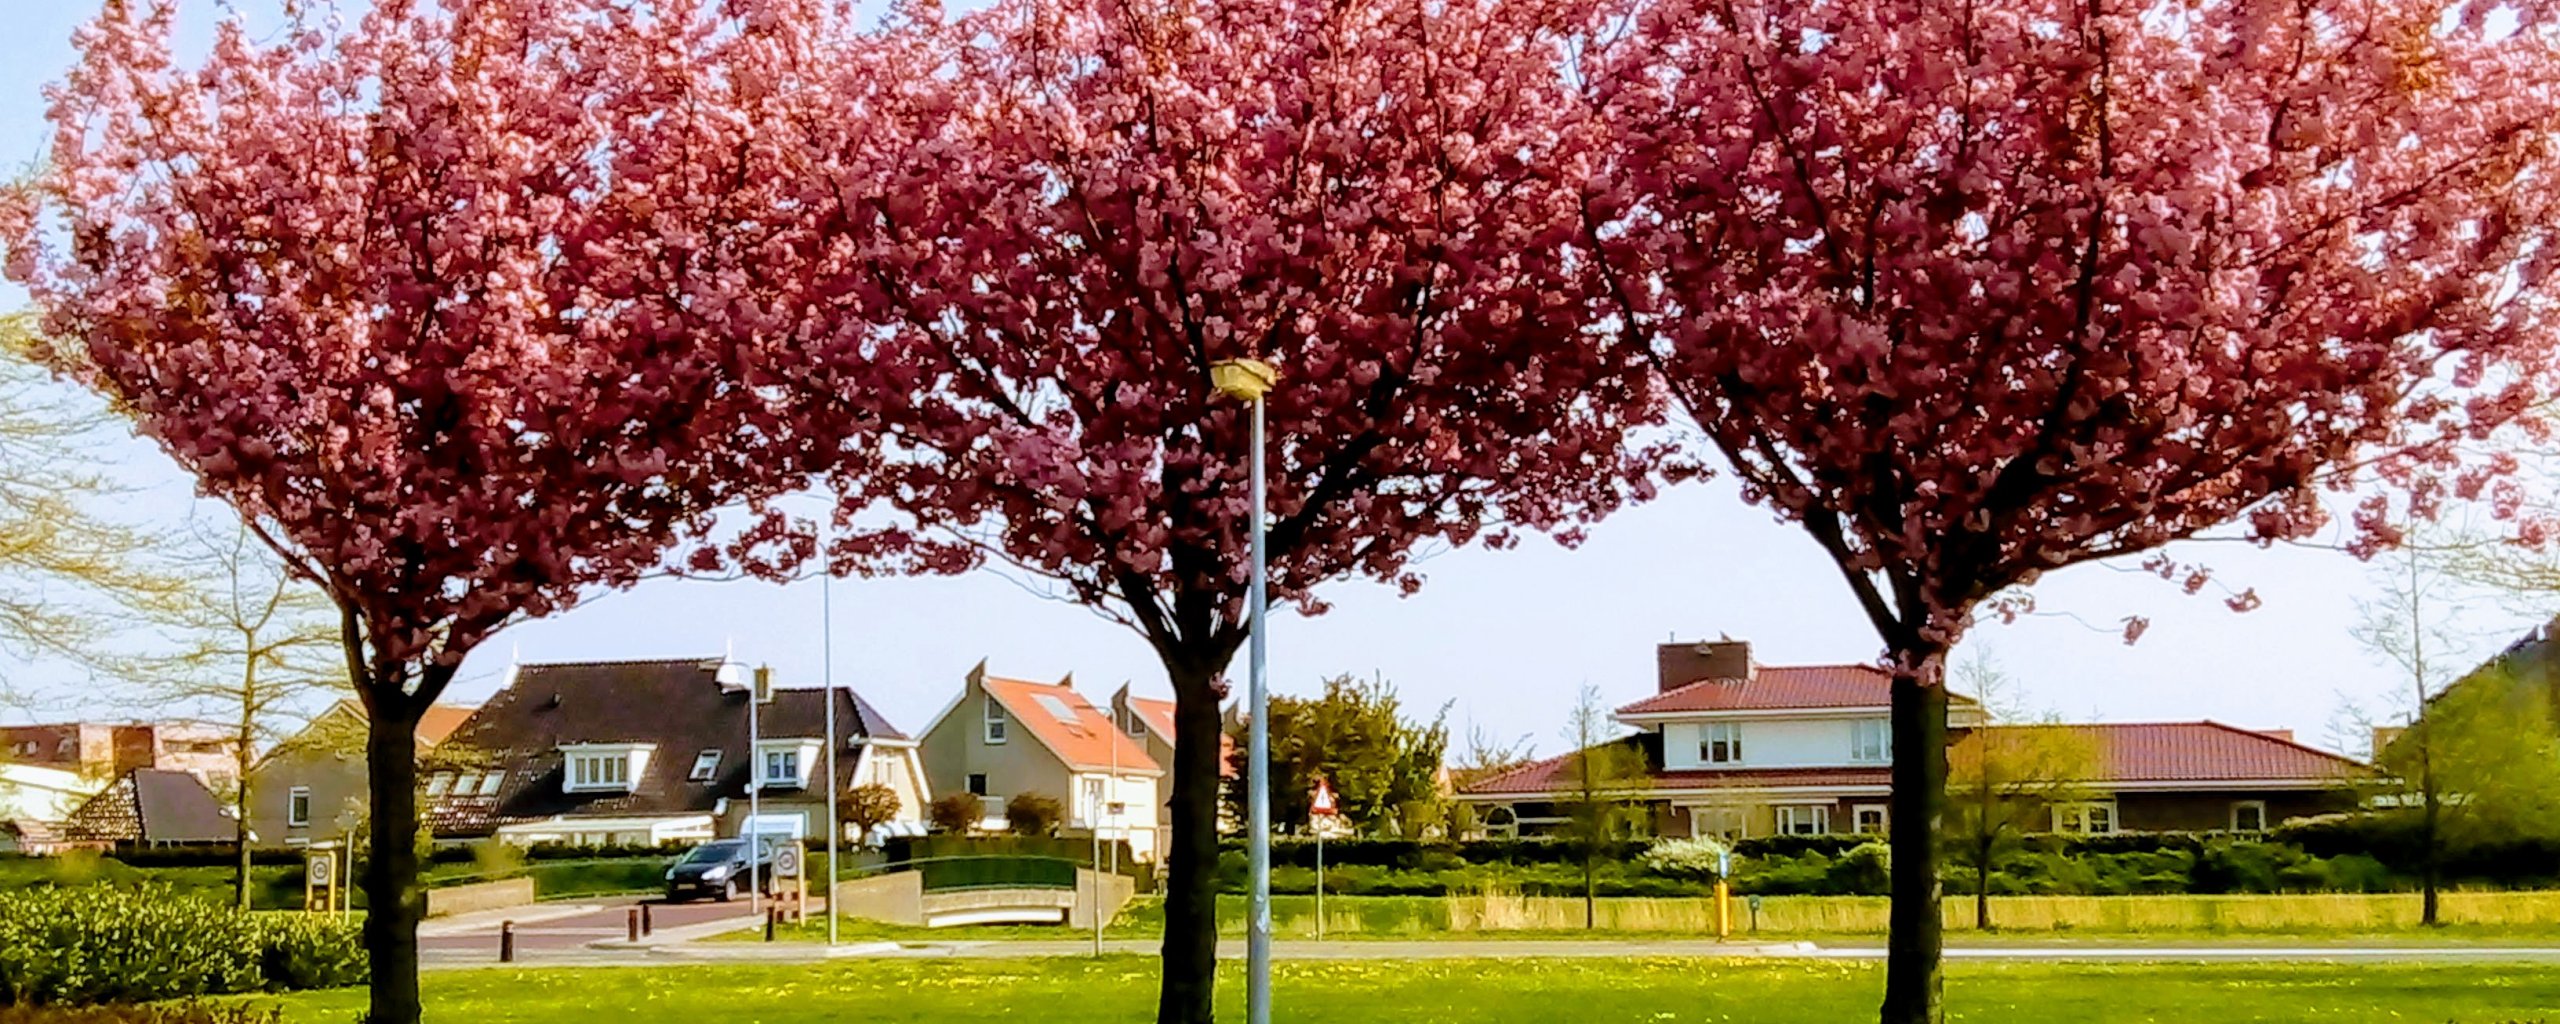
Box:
1005 793 1066 837
469 839 526 881
0 1002 281 1024
1639 838 1732 882
0 885 364 1006
1827 842 1891 895
843 783 902 840
929 794 985 834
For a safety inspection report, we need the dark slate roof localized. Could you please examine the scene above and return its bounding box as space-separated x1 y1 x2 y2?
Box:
423 658 902 836
63 769 234 844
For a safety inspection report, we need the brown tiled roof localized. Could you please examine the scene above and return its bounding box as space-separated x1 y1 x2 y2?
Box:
62 769 234 844
985 676 1160 775
1619 664 1982 715
422 658 907 837
416 705 477 746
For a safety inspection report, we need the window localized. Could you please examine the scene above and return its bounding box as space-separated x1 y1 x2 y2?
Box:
1775 804 1831 836
1850 720 1890 763
966 773 989 797
453 772 480 796
476 771 504 797
1081 777 1106 825
1700 723 1744 765
568 753 631 792
688 750 722 782
984 697 1007 744
1124 709 1146 736
2052 801 2116 835
1692 806 1748 840
872 757 901 789
287 787 311 828
424 772 455 797
1852 804 1888 834
1483 806 1519 837
2231 801 2268 832
763 748 801 786
1033 694 1081 722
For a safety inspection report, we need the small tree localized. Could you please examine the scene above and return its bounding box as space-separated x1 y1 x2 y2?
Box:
1943 653 2098 930
2352 541 2474 925
841 784 901 844
1006 793 1067 838
1225 675 1450 836
929 794 986 836
1555 685 1651 930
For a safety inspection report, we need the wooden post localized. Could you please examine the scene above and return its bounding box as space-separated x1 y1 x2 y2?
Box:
641 903 654 937
627 908 640 943
499 921 515 963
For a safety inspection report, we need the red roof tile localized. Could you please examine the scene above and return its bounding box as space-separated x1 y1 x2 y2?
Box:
2043 721 2366 784
1126 696 1178 745
1618 664 1980 715
985 677 1161 775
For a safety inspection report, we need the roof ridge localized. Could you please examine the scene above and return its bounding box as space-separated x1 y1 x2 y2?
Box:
2192 719 2367 765
519 656 721 669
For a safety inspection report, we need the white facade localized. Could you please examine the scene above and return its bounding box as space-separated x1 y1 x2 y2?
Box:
1660 716 1896 771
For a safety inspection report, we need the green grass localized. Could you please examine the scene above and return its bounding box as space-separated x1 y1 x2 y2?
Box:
259 958 2560 1023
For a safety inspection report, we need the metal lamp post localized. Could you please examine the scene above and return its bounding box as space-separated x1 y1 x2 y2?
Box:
1209 357 1277 1024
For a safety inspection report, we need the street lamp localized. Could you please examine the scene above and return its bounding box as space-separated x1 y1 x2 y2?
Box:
1209 357 1276 1024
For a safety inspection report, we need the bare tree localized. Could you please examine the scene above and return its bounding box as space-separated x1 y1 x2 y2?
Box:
1943 651 2097 930
128 522 346 907
1556 685 1649 930
2351 539 2481 926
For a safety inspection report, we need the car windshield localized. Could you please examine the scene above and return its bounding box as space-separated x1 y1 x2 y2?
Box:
678 842 741 865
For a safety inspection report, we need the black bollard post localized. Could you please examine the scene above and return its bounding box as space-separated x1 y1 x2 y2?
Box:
641 903 654 937
500 920 515 963
628 907 641 943
765 906 778 942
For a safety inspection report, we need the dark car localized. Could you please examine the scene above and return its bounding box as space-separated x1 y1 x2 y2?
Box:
663 838 778 902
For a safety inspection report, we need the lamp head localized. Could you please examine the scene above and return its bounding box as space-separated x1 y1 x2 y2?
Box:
1209 358 1278 402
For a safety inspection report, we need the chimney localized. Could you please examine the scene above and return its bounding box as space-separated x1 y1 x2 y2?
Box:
1656 639 1753 693
753 665 775 704
2258 729 2294 744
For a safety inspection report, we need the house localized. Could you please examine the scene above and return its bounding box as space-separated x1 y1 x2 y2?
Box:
0 721 243 792
1109 683 1235 852
244 700 476 848
422 657 926 847
1453 637 2363 839
0 761 98 822
59 768 236 847
920 664 1163 860
0 819 71 855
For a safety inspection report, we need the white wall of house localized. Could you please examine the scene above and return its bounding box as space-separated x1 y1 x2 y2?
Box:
1660 716 1893 770
1069 769 1159 862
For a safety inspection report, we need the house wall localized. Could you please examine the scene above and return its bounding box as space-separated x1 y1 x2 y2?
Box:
852 745 932 824
1067 769 1161 861
245 745 371 848
2112 789 2356 832
918 676 1076 819
1660 717 1893 771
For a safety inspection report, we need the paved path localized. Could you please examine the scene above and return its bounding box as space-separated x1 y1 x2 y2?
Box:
422 895 781 966
423 933 2560 969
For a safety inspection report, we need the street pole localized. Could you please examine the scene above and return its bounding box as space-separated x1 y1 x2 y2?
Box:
1210 357 1278 1024
1245 386 1273 1024
824 567 840 947
1315 825 1325 942
749 664 765 918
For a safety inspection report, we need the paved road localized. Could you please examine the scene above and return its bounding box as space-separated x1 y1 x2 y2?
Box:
422 895 773 965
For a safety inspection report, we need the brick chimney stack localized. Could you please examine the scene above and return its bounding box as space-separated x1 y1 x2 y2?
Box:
1656 638 1754 693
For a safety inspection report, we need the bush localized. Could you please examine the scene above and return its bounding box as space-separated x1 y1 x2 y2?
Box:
843 783 902 840
0 1003 281 1024
1827 842 1891 895
1639 838 1732 882
1005 793 1066 837
0 885 364 1006
929 794 985 834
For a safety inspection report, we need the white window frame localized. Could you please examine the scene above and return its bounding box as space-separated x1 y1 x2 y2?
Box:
871 756 901 788
559 744 651 795
287 786 311 827
2051 801 2117 835
1849 720 1891 763
1080 777 1107 827
1775 804 1831 836
1700 723 1744 765
1691 805 1748 841
424 772 454 797
984 696 1008 744
2230 800 2268 832
687 750 722 782
966 773 990 797
1852 804 1888 834
763 748 801 787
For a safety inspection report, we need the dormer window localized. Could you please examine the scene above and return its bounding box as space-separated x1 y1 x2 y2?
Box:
560 743 654 794
756 740 821 790
688 750 722 782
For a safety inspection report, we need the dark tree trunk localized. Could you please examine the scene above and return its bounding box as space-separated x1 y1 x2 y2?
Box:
1973 841 1989 932
1158 659 1228 1024
1879 650 1949 1024
2420 763 2442 927
364 695 425 1024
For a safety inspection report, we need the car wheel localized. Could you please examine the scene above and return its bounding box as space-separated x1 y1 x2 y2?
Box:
718 879 738 902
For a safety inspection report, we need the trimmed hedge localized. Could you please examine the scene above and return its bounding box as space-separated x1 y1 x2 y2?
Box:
0 1004 279 1024
0 886 365 1006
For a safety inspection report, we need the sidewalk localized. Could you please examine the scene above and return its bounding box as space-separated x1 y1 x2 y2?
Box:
418 901 606 938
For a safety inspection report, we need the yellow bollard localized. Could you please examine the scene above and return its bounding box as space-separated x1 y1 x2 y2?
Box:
1715 879 1731 941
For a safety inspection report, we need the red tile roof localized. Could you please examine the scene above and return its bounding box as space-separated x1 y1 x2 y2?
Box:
1618 664 1981 715
1459 721 2363 798
416 705 477 746
2045 721 2367 784
1126 696 1178 745
985 677 1161 775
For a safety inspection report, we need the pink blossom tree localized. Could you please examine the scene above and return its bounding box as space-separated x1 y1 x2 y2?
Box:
770 0 1658 1019
2 2 833 1019
1586 1 2560 1020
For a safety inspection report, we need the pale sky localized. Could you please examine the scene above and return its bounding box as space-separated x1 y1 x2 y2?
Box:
0 0 2537 760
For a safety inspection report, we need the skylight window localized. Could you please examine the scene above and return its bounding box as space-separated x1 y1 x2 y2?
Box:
689 749 722 782
1033 694 1081 722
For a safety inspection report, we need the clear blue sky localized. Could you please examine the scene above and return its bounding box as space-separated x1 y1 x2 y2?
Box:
0 0 2526 759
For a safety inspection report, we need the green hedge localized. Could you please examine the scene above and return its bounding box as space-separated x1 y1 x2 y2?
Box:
0 1003 280 1024
0 887 365 1006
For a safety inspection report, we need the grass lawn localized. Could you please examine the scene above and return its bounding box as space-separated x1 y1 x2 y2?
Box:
261 958 2560 1023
